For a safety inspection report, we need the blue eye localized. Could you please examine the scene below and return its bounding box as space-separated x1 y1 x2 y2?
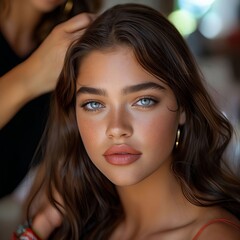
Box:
81 101 104 111
135 97 157 107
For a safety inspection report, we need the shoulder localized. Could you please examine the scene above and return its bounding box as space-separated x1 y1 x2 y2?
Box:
194 219 240 240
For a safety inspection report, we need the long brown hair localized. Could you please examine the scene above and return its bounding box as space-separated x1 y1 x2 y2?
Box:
27 3 240 239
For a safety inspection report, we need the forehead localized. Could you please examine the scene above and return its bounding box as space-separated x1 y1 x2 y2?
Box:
76 46 166 89
78 46 136 75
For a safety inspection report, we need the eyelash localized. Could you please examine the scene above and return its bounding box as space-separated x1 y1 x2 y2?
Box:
133 97 158 108
81 101 105 112
80 97 158 112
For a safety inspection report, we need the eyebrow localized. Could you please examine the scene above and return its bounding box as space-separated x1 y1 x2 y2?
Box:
77 86 106 96
76 82 165 97
122 82 165 94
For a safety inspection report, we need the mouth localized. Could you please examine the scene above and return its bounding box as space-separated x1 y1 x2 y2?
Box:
103 144 142 165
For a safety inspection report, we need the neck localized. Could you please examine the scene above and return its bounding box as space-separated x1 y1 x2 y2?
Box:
116 161 200 236
0 0 43 56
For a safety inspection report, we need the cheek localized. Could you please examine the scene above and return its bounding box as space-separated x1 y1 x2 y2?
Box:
79 119 95 140
77 117 103 156
137 111 179 152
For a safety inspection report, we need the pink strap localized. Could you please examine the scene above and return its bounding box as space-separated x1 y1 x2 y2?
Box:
192 218 240 240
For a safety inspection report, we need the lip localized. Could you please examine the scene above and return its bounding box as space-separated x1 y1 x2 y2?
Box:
103 144 142 165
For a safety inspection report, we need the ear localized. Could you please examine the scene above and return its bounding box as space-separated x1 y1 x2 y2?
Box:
178 108 186 125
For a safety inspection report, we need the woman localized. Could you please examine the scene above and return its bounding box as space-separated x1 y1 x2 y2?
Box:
15 3 240 239
0 0 99 198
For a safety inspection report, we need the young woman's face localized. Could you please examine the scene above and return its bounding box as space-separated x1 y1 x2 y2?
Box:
76 46 185 186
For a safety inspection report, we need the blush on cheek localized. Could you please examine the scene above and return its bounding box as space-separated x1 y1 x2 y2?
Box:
146 117 178 149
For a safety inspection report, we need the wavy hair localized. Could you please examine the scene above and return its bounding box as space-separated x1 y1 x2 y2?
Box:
27 3 240 239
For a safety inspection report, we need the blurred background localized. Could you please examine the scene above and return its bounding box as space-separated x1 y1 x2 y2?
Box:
100 0 240 166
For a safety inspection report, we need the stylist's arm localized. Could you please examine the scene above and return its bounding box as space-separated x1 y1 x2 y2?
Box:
0 13 95 128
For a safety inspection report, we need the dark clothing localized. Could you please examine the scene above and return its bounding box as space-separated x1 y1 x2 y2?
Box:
0 31 50 198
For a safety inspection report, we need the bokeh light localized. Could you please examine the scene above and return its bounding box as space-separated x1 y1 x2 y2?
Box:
199 11 223 38
168 9 197 36
178 0 215 18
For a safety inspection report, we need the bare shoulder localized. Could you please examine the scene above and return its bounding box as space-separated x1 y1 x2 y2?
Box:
192 207 240 240
196 220 240 240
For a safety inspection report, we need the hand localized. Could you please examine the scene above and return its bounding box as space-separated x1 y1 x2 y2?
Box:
31 200 62 240
31 189 64 240
0 13 95 128
26 12 96 96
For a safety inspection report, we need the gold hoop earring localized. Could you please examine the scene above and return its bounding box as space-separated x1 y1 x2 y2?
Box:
175 129 181 148
64 0 73 14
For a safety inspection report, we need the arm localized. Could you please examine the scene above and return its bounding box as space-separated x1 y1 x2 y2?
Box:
0 13 95 128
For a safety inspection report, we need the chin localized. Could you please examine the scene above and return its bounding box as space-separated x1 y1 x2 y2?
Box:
33 0 63 13
107 175 145 187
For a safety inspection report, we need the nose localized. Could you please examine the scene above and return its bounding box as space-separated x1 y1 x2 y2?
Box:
105 107 133 139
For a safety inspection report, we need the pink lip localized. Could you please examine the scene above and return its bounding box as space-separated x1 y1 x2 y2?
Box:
103 144 142 165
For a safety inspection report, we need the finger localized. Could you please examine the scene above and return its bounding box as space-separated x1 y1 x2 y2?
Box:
62 13 96 33
69 28 88 42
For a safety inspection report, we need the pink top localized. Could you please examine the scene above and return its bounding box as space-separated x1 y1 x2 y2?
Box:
192 218 240 240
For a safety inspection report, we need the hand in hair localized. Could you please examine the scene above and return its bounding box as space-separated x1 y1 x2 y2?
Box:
0 13 95 128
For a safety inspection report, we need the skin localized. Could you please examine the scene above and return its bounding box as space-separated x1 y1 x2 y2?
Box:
25 0 66 13
74 46 240 240
0 0 65 56
0 0 95 128
76 47 186 186
31 188 63 239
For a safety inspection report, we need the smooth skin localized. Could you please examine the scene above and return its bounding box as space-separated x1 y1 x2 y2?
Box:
0 0 95 128
74 46 240 240
76 47 186 186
